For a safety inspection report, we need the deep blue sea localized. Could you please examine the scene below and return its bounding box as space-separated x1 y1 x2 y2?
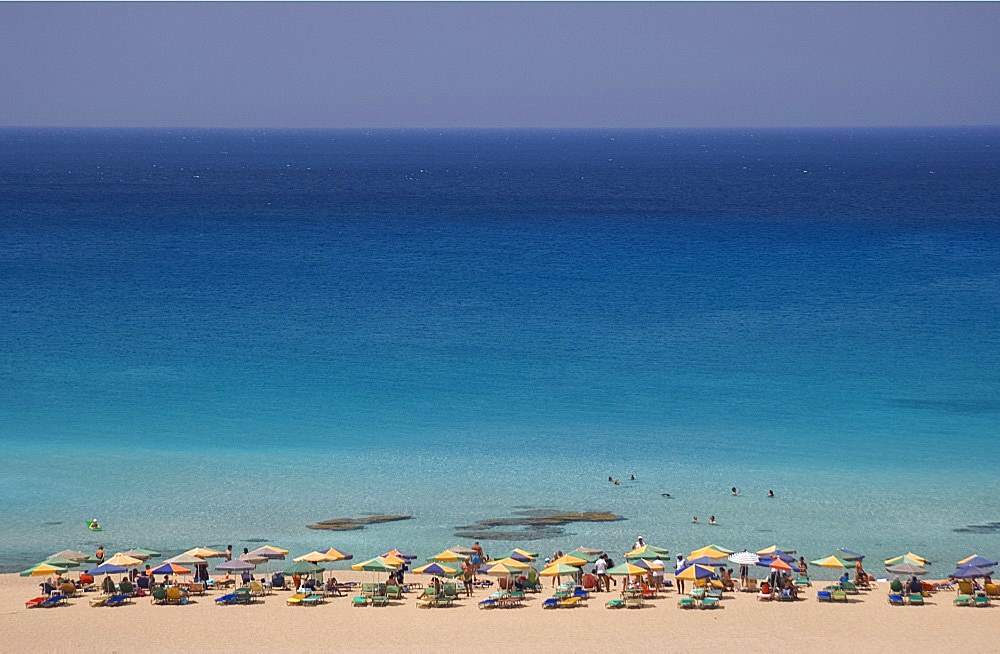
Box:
1 127 998 575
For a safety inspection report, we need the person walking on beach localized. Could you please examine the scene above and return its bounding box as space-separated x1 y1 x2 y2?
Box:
461 559 474 596
675 554 688 594
593 553 608 592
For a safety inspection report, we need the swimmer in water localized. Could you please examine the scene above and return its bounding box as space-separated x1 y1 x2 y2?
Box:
661 493 672 498
767 490 774 497
614 479 620 485
731 487 738 496
629 475 635 481
709 516 717 525
692 516 698 524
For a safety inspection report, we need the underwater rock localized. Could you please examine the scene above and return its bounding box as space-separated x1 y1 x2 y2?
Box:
307 515 412 531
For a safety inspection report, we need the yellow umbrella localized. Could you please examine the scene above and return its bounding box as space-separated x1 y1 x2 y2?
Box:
539 562 580 577
884 552 930 566
606 561 649 576
103 553 143 567
757 545 796 555
551 554 588 567
320 548 352 561
676 564 716 581
688 544 732 560
294 550 335 563
489 557 531 570
427 550 469 562
510 548 537 561
20 563 68 577
351 557 400 571
256 545 289 555
381 553 407 567
184 547 225 559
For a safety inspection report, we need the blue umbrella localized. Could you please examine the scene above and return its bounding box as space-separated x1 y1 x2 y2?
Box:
958 556 997 568
761 550 797 564
88 563 127 575
949 564 993 579
838 549 865 561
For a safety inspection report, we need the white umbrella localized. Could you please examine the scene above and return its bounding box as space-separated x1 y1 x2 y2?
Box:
728 551 760 565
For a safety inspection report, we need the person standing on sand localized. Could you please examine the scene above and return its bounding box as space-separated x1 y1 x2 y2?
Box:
675 554 687 594
593 554 608 592
462 559 474 596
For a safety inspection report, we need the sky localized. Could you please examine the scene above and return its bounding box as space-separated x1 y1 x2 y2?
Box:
1 2 998 128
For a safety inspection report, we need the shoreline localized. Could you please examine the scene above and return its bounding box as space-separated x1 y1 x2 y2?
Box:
1 568 995 653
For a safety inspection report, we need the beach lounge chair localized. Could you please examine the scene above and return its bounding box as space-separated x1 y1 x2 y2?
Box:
151 588 168 604
41 596 67 608
957 580 973 595
560 596 584 608
840 581 859 594
776 590 795 601
25 596 48 608
908 594 924 605
606 599 625 609
985 583 1000 599
678 597 697 609
624 595 644 609
887 594 905 605
954 595 973 606
352 595 369 607
118 579 134 596
286 593 308 606
795 577 811 587
479 598 497 609
166 587 186 605
542 598 560 609
302 594 324 606
386 585 402 599
370 591 389 606
974 595 990 607
215 593 238 605
235 587 253 604
701 596 720 609
832 590 848 602
817 591 832 602
415 589 436 608
743 579 758 593
249 581 265 598
188 582 206 596
88 594 112 608
757 584 772 601
106 594 131 607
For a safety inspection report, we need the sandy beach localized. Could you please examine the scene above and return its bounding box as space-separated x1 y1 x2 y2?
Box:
1 569 994 653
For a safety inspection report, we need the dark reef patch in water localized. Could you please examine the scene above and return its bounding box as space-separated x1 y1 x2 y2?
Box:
307 515 412 531
454 511 624 541
952 521 1000 534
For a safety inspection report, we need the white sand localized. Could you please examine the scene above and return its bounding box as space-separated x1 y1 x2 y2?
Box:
0 570 993 653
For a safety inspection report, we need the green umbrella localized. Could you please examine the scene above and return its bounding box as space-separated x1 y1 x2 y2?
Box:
283 560 325 575
131 548 161 558
20 563 68 577
41 556 82 569
810 555 855 569
625 544 671 560
351 557 399 573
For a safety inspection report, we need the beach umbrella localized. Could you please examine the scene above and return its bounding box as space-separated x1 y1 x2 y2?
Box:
564 549 599 563
51 549 90 562
728 551 760 566
428 549 469 562
505 550 535 563
216 559 256 573
837 549 864 561
319 547 353 561
757 545 796 555
551 554 588 567
490 557 531 570
41 556 83 569
131 548 161 558
411 562 458 576
949 564 992 579
294 551 336 563
20 563 68 577
676 564 716 581
810 555 854 569
87 563 128 576
539 562 580 577
689 544 733 559
760 550 797 564
164 553 205 566
151 563 191 576
447 546 477 555
885 562 928 576
382 549 417 561
956 555 997 568
687 556 729 567
240 553 268 565
351 557 400 573
284 560 325 576
625 544 670 560
379 553 407 567
185 547 225 559
632 559 664 572
248 546 288 560
120 549 152 561
514 548 541 558
573 546 603 556
884 552 930 566
482 560 531 588
103 553 143 568
606 562 649 577
768 558 793 571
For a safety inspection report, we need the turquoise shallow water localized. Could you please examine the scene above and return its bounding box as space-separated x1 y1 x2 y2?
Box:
1 128 998 574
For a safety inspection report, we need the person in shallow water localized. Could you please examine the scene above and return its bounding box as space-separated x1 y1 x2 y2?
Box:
731 487 738 496
709 516 717 525
768 490 775 497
